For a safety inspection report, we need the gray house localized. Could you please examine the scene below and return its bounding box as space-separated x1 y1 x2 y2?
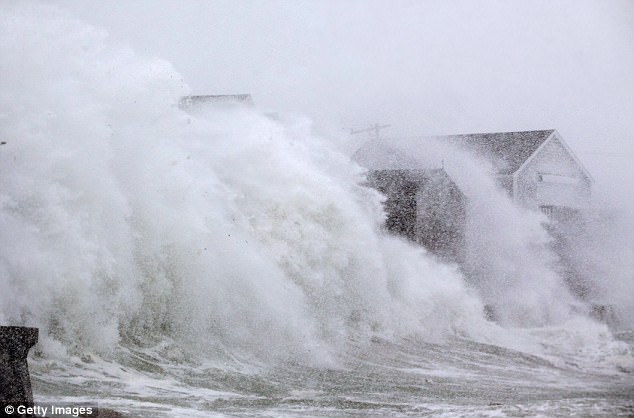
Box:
353 141 466 263
442 129 592 214
353 129 592 263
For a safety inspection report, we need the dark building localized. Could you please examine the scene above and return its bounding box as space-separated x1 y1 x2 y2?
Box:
353 142 466 264
368 169 466 263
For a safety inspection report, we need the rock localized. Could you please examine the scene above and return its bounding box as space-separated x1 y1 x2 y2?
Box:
0 326 38 409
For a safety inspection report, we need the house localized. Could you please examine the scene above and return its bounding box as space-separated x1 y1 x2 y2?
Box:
441 129 592 215
353 129 592 263
441 130 596 297
353 142 466 263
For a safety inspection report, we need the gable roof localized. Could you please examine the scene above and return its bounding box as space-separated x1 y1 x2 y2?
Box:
441 129 554 175
517 130 593 181
352 140 460 183
353 129 593 182
352 139 422 170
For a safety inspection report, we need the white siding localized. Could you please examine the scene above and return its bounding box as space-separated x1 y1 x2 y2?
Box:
515 135 591 209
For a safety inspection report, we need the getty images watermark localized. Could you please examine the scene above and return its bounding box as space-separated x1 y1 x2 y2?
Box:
3 402 98 417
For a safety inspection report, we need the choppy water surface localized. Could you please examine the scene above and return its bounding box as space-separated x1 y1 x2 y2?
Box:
1 3 633 417
31 334 633 416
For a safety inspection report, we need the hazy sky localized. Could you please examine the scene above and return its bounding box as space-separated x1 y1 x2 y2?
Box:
50 0 633 192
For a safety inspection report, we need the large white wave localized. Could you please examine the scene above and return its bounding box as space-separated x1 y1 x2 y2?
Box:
0 3 487 363
0 2 630 378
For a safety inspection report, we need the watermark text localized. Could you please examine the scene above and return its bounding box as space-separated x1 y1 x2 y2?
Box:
3 402 97 417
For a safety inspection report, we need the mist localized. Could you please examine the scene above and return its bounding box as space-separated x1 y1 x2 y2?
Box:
42 9 629 125
2 2 633 416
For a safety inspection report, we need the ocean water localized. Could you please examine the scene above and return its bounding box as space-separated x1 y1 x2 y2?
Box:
1 3 632 417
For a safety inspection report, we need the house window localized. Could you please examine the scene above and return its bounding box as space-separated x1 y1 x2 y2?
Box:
537 173 579 185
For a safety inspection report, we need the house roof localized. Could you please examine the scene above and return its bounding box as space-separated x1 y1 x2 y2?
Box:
179 94 254 109
352 140 422 170
441 129 555 175
353 130 556 175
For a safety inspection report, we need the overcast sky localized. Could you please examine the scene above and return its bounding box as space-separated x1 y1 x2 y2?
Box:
50 0 633 194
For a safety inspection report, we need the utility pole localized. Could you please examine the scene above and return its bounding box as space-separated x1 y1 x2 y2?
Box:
350 123 391 140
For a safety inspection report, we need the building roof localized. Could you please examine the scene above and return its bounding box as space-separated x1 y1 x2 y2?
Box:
441 129 555 175
353 130 556 175
352 140 422 170
179 94 254 109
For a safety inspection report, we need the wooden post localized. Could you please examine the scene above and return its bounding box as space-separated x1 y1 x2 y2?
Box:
0 326 38 410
